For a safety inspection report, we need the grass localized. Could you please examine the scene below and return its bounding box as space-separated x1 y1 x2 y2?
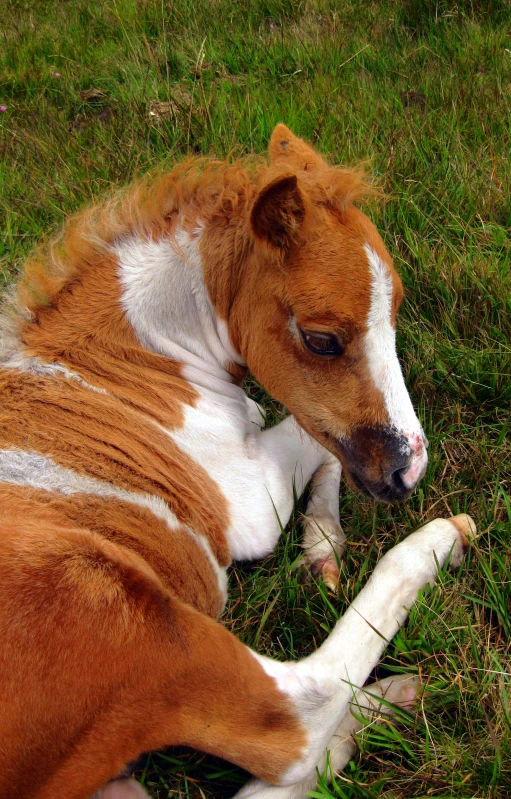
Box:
1 0 510 796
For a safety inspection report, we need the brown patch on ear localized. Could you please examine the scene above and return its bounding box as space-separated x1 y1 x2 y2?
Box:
269 124 326 171
250 174 305 249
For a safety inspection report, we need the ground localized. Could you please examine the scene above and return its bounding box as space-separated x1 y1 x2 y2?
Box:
1 1 510 797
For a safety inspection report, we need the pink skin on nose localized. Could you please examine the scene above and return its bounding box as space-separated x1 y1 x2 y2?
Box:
401 432 428 490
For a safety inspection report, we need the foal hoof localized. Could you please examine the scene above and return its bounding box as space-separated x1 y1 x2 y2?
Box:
308 555 340 592
449 514 476 548
446 514 476 568
373 673 422 711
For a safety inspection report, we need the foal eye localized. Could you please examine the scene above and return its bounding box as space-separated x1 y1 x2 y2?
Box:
299 329 344 357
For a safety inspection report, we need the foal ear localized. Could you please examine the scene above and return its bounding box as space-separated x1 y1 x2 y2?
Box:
250 174 305 249
269 124 326 172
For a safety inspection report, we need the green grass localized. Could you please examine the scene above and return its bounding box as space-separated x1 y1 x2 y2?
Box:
1 0 510 797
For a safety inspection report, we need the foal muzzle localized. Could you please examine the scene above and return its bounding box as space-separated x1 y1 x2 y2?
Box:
334 425 428 503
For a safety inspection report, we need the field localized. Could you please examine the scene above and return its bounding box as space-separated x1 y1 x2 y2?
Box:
1 0 510 797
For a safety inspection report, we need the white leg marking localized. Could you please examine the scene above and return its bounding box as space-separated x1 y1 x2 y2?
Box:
252 515 473 787
301 456 345 590
234 674 421 799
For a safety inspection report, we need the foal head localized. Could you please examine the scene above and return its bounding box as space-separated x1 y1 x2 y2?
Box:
232 125 427 503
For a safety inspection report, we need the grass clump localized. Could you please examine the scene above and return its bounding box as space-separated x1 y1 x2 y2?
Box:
1 0 510 797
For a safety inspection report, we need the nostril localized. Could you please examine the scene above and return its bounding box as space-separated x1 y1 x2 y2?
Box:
391 465 410 494
396 451 429 491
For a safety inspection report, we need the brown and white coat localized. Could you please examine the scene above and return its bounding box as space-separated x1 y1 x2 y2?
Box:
0 125 472 799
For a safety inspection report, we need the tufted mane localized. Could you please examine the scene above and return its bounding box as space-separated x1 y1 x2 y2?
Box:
8 154 373 320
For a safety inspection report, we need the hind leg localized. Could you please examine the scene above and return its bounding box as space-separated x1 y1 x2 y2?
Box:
94 675 420 799
234 674 421 799
5 514 471 799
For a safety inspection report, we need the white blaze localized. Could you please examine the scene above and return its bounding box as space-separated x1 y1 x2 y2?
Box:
364 245 428 488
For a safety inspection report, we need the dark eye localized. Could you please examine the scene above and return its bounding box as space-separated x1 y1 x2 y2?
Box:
299 329 344 357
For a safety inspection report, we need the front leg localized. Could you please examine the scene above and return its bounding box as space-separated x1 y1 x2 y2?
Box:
302 456 345 590
256 418 344 577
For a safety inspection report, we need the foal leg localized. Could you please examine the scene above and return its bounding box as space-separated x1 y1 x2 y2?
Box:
237 514 473 794
257 417 344 578
235 673 421 799
301 455 345 590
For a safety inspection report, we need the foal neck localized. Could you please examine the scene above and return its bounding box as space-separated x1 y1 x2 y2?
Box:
114 222 247 397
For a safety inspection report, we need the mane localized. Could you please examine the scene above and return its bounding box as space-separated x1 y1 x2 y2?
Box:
7 153 374 320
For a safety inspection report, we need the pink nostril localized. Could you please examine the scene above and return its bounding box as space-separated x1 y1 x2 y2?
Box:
400 447 428 489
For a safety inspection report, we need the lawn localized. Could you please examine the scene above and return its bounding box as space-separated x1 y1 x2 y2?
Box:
1 0 510 797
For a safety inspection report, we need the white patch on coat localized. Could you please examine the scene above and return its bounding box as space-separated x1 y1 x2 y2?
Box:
0 447 228 604
363 245 428 488
115 228 246 398
0 299 105 392
156 394 329 562
2 350 108 393
159 397 288 561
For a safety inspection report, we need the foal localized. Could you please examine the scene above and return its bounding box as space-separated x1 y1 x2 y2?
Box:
0 124 472 799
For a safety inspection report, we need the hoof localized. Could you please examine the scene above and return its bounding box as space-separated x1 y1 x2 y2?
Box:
301 514 345 592
446 514 476 568
449 513 476 551
377 673 422 711
309 555 340 592
357 674 422 718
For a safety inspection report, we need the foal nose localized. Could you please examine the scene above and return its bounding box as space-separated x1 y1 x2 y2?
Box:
396 433 429 490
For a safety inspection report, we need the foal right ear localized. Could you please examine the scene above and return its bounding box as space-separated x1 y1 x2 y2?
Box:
250 174 305 250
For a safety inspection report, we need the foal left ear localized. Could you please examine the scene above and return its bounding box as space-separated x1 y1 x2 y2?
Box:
250 174 305 249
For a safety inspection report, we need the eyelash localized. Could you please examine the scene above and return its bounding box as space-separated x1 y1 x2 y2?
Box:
299 329 344 358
